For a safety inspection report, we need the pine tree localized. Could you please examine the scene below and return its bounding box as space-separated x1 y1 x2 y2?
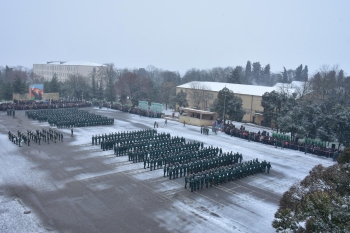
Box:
228 66 241 84
282 67 288 83
263 64 271 86
295 64 303 81
2 82 13 100
12 75 26 94
244 61 252 84
174 90 188 110
302 65 308 81
212 88 245 122
50 74 59 93
252 62 261 84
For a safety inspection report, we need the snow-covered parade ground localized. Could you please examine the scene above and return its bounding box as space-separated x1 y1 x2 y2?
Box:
0 107 335 233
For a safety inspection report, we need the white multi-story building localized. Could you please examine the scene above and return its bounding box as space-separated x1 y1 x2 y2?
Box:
33 61 105 82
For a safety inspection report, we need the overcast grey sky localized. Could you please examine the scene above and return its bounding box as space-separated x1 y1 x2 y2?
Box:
1 0 349 75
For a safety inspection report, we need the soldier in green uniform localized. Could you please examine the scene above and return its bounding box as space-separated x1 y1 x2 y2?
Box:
267 162 271 173
190 178 194 192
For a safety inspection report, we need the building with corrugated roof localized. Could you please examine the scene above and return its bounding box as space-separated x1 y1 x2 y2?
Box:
33 61 105 82
176 81 304 125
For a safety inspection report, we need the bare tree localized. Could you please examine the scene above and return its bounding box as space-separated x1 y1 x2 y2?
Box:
98 64 117 101
189 81 211 109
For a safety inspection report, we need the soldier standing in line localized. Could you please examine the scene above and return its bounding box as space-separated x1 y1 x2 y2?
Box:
267 162 272 173
169 166 173 180
28 138 30 146
185 175 189 189
190 178 194 192
92 135 94 145
71 127 73 137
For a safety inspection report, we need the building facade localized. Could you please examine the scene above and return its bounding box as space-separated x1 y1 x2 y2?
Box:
176 81 303 125
33 61 105 82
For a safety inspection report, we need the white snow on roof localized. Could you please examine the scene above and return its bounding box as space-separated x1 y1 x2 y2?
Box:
178 82 275 96
178 81 305 97
35 61 105 66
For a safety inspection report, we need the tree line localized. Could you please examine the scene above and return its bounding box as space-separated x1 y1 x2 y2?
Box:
1 61 310 104
261 65 350 148
1 62 349 147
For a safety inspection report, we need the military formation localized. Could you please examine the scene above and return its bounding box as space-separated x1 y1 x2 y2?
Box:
91 128 272 192
164 151 242 179
8 102 274 193
0 99 91 111
25 108 114 128
7 128 64 146
185 159 271 192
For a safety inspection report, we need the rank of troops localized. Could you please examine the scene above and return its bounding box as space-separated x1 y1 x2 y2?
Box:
6 108 16 117
91 128 272 192
0 100 91 111
224 124 342 160
8 131 25 146
103 102 163 118
25 108 114 128
92 129 161 153
8 128 63 146
185 159 271 192
163 150 243 178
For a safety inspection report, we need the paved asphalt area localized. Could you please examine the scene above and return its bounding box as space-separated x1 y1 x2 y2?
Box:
0 107 311 233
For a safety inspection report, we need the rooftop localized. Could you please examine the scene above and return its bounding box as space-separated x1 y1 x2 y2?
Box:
177 81 305 97
35 61 105 66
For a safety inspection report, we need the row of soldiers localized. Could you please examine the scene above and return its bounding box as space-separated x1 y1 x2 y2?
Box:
26 108 114 128
185 159 272 192
92 129 159 145
7 127 66 147
6 108 16 117
100 133 178 154
26 128 64 144
1 100 92 111
8 131 24 146
162 152 243 179
144 149 242 172
224 124 341 159
127 140 201 161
